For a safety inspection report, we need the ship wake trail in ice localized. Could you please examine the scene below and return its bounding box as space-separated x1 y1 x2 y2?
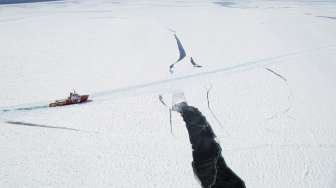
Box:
0 103 49 113
0 104 49 114
1 45 334 115
93 44 335 101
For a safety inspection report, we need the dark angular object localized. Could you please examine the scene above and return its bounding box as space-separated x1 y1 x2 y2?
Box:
190 57 202 68
178 104 246 188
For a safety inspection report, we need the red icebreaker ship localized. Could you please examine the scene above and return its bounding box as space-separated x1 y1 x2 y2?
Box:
49 92 89 107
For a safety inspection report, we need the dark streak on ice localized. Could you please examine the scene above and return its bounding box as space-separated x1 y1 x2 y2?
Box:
205 86 225 131
158 95 174 135
1 105 48 114
16 105 49 111
174 34 187 62
213 1 236 8
264 67 293 120
190 57 202 68
316 16 336 20
170 34 187 74
6 121 80 132
169 34 203 73
0 0 61 5
265 67 287 82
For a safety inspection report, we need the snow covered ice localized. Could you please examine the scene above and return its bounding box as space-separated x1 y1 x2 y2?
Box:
0 0 336 187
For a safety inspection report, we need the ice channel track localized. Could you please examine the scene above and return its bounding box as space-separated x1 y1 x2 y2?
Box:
0 44 335 115
91 44 336 98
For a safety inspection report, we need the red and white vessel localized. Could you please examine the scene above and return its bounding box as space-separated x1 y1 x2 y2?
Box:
49 93 89 107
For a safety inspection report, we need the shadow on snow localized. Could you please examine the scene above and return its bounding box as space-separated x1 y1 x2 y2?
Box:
0 0 61 5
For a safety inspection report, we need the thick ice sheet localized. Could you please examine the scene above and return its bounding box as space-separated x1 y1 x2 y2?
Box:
0 0 336 187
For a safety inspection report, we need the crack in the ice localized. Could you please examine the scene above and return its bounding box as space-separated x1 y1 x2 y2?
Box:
316 16 336 20
178 104 245 187
190 57 202 68
169 33 186 74
158 95 174 135
264 67 293 121
265 67 287 82
296 146 311 181
0 0 61 5
205 85 230 137
6 121 81 132
169 33 202 74
213 1 236 8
